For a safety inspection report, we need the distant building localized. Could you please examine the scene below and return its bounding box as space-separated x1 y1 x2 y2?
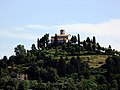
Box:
17 73 28 80
51 29 71 44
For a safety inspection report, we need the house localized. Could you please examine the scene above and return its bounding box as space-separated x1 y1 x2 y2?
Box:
51 29 71 44
17 73 28 80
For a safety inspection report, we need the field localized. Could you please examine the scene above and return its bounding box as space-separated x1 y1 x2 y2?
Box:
46 49 109 68
54 55 109 68
80 55 108 68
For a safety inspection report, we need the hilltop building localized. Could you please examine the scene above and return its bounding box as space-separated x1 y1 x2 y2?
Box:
51 29 71 44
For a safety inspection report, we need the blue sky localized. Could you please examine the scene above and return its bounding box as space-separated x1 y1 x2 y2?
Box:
0 0 120 58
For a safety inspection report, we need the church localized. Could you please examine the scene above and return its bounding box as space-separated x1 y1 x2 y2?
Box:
51 29 71 44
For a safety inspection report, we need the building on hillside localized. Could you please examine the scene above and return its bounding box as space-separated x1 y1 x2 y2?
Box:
51 29 71 44
17 73 28 80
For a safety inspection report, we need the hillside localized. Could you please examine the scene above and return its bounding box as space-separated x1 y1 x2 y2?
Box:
0 31 120 89
80 55 108 68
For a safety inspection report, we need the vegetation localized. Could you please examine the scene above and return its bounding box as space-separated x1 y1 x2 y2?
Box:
0 33 120 90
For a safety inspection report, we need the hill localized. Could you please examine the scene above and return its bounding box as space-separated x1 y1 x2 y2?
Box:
0 31 120 89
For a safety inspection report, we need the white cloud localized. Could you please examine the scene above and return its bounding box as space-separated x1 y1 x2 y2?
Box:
1 19 120 58
56 19 120 37
12 27 24 31
25 24 50 30
1 19 120 42
55 19 120 50
0 30 36 40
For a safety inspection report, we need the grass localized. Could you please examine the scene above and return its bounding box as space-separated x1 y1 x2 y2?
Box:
53 55 108 68
80 55 108 68
46 49 109 68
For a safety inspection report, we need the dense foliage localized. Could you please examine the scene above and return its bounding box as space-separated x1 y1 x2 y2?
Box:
0 33 120 90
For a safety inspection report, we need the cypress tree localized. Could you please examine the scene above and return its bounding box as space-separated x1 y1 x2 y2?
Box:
37 38 40 49
54 34 58 47
93 36 96 44
92 36 96 52
78 34 80 46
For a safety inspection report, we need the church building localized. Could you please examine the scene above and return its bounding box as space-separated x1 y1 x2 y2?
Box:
51 29 71 44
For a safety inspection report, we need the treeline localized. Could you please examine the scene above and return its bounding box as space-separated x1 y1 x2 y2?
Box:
0 33 120 89
37 33 119 56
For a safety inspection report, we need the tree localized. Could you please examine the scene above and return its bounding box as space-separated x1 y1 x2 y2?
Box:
86 37 90 43
83 40 86 50
58 56 66 76
67 40 71 54
105 56 120 74
92 44 96 52
54 34 58 47
97 75 107 85
92 36 96 52
37 38 40 49
93 36 96 44
111 80 118 90
1 56 8 68
37 34 49 50
70 57 77 73
96 43 101 54
78 34 80 46
44 33 49 48
86 42 92 51
106 45 113 55
31 44 37 51
67 78 77 90
46 67 59 82
3 56 8 61
18 80 30 90
14 45 26 64
14 45 26 56
71 35 77 43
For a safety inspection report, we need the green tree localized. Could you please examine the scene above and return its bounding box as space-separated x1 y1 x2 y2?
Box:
58 56 66 76
71 35 77 43
96 43 101 54
83 40 86 50
18 80 30 90
111 80 118 90
92 36 96 52
14 45 26 56
14 45 26 64
78 34 80 46
54 34 58 47
93 36 96 44
31 44 37 51
46 67 59 82
37 38 40 49
67 78 77 90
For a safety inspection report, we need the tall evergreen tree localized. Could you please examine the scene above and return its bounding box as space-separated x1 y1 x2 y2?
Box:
83 40 86 50
93 36 96 44
54 34 58 47
86 37 90 43
71 35 77 43
14 45 26 64
58 56 66 76
37 38 40 49
92 36 96 52
78 34 80 46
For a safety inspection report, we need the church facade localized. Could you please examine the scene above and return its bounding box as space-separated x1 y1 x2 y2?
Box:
51 30 71 44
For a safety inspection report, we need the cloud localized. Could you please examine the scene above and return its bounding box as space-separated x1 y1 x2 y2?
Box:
56 19 120 37
0 30 36 40
12 27 24 31
1 19 120 41
54 19 120 50
26 24 51 30
0 19 120 58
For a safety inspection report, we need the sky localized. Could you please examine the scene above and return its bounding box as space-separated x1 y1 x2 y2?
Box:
0 0 120 58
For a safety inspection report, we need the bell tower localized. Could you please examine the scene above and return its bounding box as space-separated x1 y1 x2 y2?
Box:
60 29 65 35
